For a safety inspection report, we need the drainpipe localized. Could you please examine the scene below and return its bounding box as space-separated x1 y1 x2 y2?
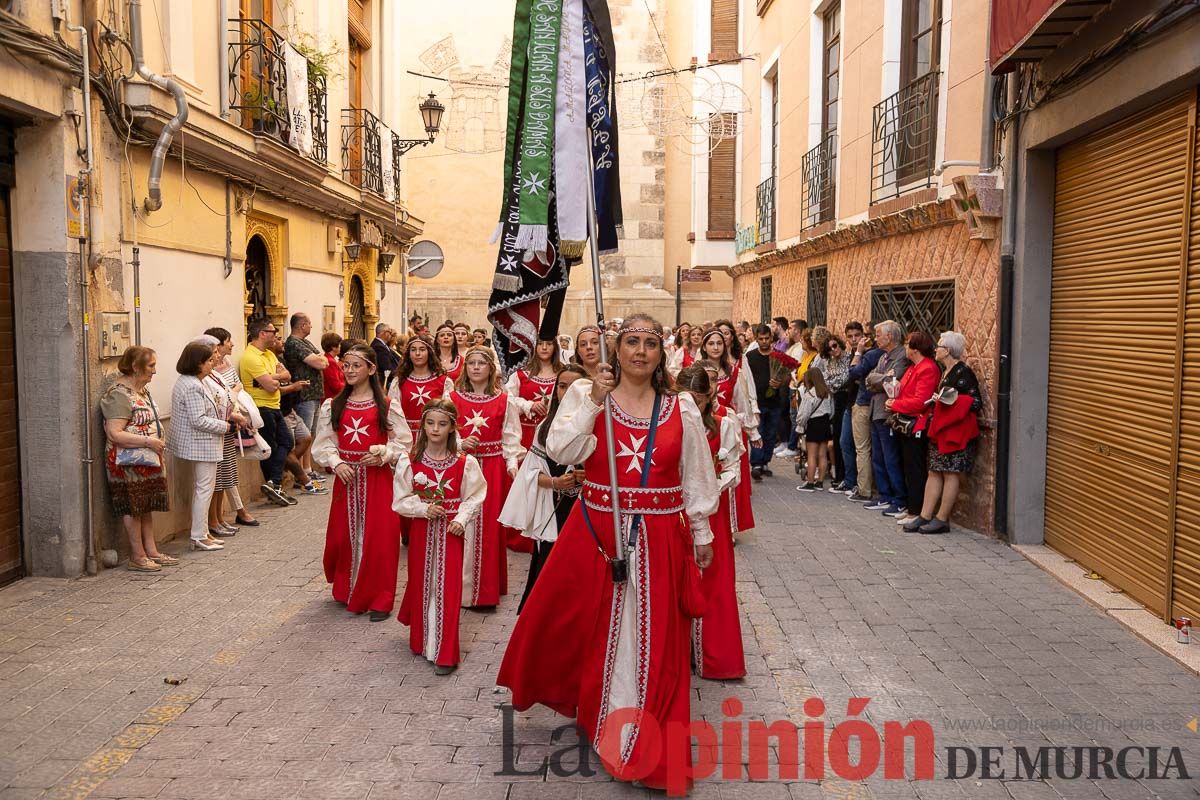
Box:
63 2 98 576
994 71 1018 538
129 0 188 213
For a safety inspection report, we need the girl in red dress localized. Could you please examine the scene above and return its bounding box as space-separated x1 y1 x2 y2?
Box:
498 314 720 794
312 344 409 621
504 338 562 450
677 365 746 680
702 328 760 534
667 322 700 377
394 398 486 675
435 323 464 383
570 325 603 377
387 335 455 443
451 347 526 604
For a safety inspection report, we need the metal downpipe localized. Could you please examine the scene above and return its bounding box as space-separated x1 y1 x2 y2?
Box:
129 0 188 213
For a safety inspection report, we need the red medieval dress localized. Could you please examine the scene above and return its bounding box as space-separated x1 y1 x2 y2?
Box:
441 354 464 383
450 389 525 605
717 358 759 533
505 368 557 450
692 406 746 680
388 373 454 544
497 384 719 794
394 451 486 667
312 398 408 614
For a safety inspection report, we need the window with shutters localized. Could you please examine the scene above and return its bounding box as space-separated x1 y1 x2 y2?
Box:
870 280 955 337
710 0 739 60
807 266 828 327
707 113 737 238
760 276 773 325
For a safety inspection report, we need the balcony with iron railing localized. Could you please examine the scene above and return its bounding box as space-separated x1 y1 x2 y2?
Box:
800 134 837 230
756 176 776 247
870 71 939 204
227 17 328 164
342 106 384 196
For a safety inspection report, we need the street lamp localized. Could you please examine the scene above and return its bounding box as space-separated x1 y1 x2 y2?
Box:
343 241 362 262
378 251 397 274
394 92 446 157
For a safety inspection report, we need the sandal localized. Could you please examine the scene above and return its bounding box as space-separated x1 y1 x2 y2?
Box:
128 557 161 572
235 514 260 527
149 554 180 566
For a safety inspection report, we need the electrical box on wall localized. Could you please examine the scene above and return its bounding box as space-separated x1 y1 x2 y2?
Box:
328 224 345 254
99 312 132 358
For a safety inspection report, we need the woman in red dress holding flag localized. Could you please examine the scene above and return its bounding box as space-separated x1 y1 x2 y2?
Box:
312 344 409 621
394 398 486 674
677 364 746 680
498 315 719 794
435 323 464 383
505 338 562 450
702 328 759 534
451 346 525 605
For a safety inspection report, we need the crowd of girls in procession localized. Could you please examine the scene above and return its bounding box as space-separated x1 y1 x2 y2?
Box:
306 312 776 793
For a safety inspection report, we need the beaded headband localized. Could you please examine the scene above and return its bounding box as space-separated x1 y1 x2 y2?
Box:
421 403 457 422
577 326 602 336
617 324 663 339
342 351 375 368
700 328 725 347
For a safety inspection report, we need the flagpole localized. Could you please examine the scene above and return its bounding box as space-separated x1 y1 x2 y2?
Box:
585 161 627 577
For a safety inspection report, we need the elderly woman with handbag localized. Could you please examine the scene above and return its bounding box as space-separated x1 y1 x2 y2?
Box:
167 341 242 552
101 346 176 572
884 331 941 528
203 328 259 534
910 332 983 534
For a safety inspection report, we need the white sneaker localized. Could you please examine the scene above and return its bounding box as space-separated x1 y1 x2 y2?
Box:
776 448 799 458
896 514 918 525
773 444 787 456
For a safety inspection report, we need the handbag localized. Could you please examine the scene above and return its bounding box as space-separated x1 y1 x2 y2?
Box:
115 392 162 467
239 430 271 462
887 412 919 437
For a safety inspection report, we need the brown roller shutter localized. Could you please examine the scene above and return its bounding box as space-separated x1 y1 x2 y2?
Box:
1172 92 1200 622
1045 92 1195 618
711 0 738 59
708 117 736 236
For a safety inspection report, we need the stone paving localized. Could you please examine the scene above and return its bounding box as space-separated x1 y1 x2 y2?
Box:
1 464 1199 800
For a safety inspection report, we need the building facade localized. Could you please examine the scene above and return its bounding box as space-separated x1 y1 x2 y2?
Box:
0 0 426 578
729 0 1001 533
998 0 1200 625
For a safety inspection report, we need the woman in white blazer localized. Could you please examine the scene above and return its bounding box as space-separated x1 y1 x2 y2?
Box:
167 341 241 551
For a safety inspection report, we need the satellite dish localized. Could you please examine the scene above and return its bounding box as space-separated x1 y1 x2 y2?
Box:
407 240 444 279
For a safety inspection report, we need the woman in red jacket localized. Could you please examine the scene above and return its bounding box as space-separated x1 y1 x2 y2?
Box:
912 332 982 534
884 331 940 527
322 333 346 401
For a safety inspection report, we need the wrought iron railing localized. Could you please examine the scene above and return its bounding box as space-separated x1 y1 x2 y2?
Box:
227 18 328 165
755 176 776 246
342 106 384 195
308 72 328 164
870 71 939 204
800 134 836 230
391 133 403 199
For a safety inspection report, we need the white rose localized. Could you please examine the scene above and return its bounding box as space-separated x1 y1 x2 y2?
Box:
368 444 387 457
413 473 434 487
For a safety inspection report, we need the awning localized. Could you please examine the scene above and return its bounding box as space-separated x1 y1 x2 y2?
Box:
990 0 1112 73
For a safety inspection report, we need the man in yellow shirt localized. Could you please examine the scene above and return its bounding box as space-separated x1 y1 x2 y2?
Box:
239 320 292 506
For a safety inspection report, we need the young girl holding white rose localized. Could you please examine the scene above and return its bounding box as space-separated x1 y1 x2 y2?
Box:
393 398 486 674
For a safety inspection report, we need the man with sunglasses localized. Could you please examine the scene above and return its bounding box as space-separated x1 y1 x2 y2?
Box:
239 319 294 507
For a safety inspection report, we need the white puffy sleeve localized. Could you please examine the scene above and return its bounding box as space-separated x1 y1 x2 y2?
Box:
501 396 526 471
453 455 487 529
392 454 428 519
678 393 719 546
717 414 743 493
733 360 761 437
443 377 456 398
498 445 557 541
386 400 412 461
504 372 534 415
667 347 684 378
311 400 340 469
545 380 601 466
386 377 402 403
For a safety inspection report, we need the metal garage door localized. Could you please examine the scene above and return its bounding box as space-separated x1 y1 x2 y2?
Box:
1045 92 1195 618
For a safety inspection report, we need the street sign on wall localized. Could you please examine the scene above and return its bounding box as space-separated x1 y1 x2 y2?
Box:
680 269 712 282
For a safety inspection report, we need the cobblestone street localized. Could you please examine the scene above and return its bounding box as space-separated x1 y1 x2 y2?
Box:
2 467 1199 800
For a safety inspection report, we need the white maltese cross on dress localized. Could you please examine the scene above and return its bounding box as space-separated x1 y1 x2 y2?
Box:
463 409 490 435
616 434 654 474
408 384 434 405
343 417 370 445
